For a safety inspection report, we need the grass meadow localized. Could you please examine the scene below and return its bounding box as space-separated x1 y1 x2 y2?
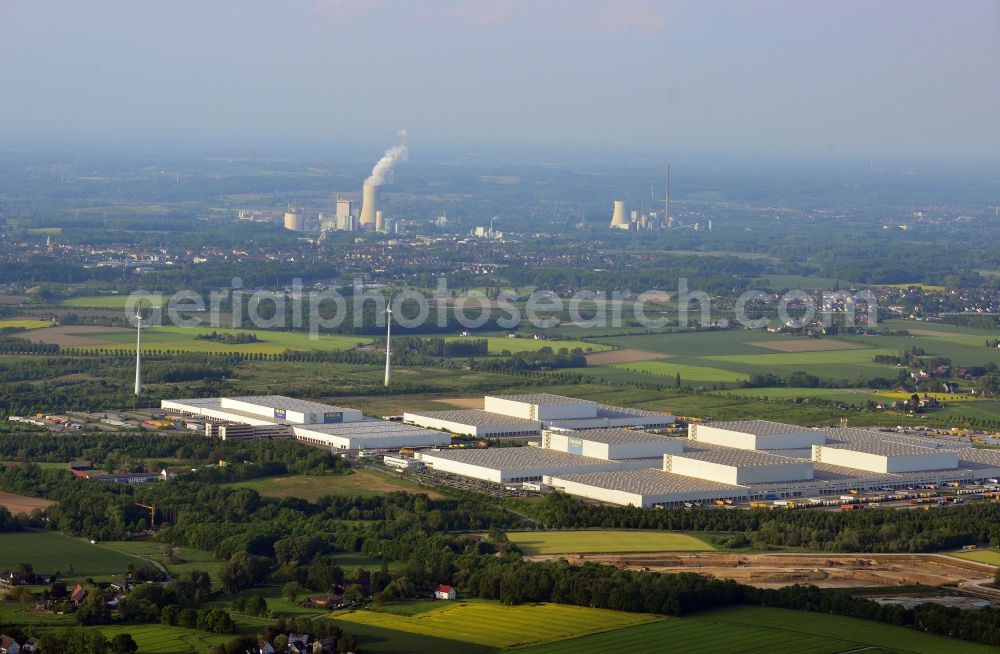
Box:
0 531 141 579
224 470 443 501
504 530 715 555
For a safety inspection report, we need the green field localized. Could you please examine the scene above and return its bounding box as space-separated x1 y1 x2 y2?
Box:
75 325 370 354
696 606 998 654
335 600 658 649
63 294 164 309
710 387 886 401
611 360 750 383
509 615 851 654
0 531 142 578
0 318 51 329
509 604 998 654
581 320 1000 391
102 541 224 579
944 548 1000 565
225 470 443 500
505 530 714 555
95 623 230 654
328 618 496 654
445 336 610 355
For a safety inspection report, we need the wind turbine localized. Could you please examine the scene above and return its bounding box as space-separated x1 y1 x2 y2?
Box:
384 307 393 387
134 308 142 397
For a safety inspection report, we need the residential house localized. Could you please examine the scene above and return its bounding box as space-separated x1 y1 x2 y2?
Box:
70 583 87 607
287 634 312 654
434 584 456 600
0 635 20 654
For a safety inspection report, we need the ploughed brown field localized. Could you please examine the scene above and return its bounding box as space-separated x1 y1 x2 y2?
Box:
18 325 130 347
529 551 997 590
0 491 55 514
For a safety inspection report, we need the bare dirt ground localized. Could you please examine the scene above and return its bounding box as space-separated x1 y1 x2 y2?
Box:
433 397 485 409
585 349 668 365
18 325 129 347
0 491 55 514
748 339 866 352
527 551 998 591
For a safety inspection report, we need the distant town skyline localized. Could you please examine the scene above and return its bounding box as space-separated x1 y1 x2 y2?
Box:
1 0 998 160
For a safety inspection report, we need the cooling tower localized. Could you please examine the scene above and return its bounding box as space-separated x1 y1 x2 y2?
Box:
283 209 304 231
610 200 629 229
359 183 378 229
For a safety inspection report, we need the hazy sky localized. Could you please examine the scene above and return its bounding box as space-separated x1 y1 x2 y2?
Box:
2 0 999 159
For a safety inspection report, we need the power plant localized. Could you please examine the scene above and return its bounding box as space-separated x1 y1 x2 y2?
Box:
608 165 698 231
283 207 304 231
359 182 379 229
610 200 629 229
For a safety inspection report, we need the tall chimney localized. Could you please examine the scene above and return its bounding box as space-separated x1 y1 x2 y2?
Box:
359 183 378 229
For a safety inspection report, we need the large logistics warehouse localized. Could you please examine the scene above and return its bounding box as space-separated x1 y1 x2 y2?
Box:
412 414 1000 507
404 393 675 436
664 449 814 485
162 395 450 450
415 447 624 483
688 420 826 450
399 409 542 438
543 428 684 460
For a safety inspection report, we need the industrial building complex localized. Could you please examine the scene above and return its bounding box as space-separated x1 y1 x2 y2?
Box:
163 392 1000 510
161 395 450 450
403 393 675 437
413 416 1000 508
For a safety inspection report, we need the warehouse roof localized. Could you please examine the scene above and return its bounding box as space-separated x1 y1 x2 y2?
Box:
556 428 681 445
700 420 819 435
594 404 671 418
404 409 541 427
298 421 443 436
826 427 950 450
818 442 941 457
488 393 593 405
420 447 611 469
956 448 1000 467
164 397 220 408
670 449 804 467
225 395 354 415
554 469 746 495
810 462 897 482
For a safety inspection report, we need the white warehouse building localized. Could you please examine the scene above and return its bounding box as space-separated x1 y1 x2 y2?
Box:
162 395 450 450
400 409 542 438
416 447 624 483
404 393 674 436
812 442 959 473
543 428 684 460
688 420 826 450
664 448 814 485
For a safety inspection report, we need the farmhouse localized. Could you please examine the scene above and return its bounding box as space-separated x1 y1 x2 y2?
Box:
435 584 457 600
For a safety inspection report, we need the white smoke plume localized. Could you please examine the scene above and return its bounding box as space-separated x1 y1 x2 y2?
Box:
365 131 409 186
